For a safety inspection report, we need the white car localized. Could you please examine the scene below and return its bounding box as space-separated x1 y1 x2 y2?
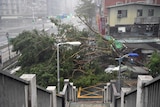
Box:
104 65 116 73
104 65 128 73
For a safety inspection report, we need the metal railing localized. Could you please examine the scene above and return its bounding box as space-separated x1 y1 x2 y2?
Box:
135 17 160 24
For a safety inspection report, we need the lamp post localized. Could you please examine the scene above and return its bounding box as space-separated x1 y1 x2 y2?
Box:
116 53 139 93
57 41 81 93
6 32 11 60
97 0 102 16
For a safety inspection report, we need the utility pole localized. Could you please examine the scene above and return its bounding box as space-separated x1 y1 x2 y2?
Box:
6 32 11 60
158 17 160 39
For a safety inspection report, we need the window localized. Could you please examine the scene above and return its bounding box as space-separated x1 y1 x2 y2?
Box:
12 10 15 14
148 9 154 16
117 10 127 18
137 9 143 17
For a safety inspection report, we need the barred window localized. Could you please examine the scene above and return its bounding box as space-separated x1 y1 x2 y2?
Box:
117 10 127 18
148 9 154 16
137 9 143 17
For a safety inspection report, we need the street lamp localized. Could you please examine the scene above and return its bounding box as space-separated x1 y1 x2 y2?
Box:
57 41 81 93
116 53 139 93
6 32 11 60
96 0 102 16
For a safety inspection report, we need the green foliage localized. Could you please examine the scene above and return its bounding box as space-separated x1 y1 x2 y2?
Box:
75 0 96 25
73 75 98 87
75 0 96 18
11 30 56 67
16 62 57 87
147 51 160 77
11 18 116 88
73 72 117 88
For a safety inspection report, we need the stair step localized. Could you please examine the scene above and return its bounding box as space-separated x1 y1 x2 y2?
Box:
70 102 110 107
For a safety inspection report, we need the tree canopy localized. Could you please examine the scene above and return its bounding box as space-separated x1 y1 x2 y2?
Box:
11 17 117 88
11 30 56 67
147 51 160 77
75 0 96 26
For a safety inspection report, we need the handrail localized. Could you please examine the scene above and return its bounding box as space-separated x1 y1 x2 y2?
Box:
60 79 77 107
112 84 120 96
144 75 160 87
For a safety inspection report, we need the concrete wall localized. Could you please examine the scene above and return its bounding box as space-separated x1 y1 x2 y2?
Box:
37 86 52 107
105 75 160 107
0 71 28 107
57 96 64 107
0 72 52 107
124 89 137 107
0 71 77 107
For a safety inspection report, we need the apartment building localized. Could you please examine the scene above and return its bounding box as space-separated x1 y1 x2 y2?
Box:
107 3 160 36
103 0 160 16
0 0 47 19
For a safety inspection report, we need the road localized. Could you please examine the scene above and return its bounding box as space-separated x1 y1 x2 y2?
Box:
0 21 57 65
0 22 57 46
0 17 85 62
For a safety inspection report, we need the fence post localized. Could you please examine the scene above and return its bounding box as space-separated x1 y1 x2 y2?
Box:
20 74 37 107
46 86 57 107
136 75 153 107
70 82 73 101
104 86 107 103
121 88 131 107
103 83 111 103
64 79 69 106
106 83 111 103
73 86 77 102
111 81 120 107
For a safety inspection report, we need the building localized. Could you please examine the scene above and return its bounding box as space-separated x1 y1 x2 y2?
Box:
0 0 47 28
103 0 160 17
0 0 47 19
47 0 76 17
107 2 160 36
0 0 25 18
100 0 160 35
47 0 62 16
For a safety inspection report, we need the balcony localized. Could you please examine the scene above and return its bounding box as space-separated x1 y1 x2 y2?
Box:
135 17 160 24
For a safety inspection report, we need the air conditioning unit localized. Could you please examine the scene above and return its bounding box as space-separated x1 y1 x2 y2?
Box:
117 14 122 18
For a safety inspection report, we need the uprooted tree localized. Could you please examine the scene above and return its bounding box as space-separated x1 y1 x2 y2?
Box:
11 0 121 88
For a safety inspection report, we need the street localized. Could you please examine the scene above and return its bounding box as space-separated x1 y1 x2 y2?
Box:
0 21 57 46
0 17 85 66
0 21 58 67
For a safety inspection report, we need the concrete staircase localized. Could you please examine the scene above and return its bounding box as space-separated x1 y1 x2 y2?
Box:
70 102 110 107
70 83 110 107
